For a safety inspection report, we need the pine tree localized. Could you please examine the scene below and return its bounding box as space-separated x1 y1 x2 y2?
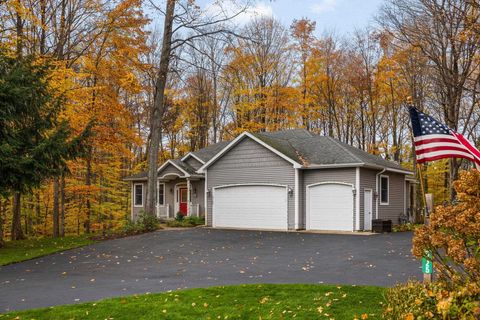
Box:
0 50 90 241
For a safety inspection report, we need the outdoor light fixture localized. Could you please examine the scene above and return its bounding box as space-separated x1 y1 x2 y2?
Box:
288 187 293 196
352 189 357 196
170 188 173 193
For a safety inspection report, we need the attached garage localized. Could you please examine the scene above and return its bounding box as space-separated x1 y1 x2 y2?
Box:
306 183 354 231
212 184 288 230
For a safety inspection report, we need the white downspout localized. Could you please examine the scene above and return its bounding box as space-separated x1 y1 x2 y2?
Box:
375 168 386 219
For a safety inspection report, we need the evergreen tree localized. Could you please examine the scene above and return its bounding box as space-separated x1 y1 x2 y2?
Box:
0 50 90 241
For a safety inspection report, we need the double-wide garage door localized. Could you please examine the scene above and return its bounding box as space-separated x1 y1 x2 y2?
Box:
213 184 288 230
307 183 354 231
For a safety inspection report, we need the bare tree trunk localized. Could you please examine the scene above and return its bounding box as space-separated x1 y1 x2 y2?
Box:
85 152 92 233
11 192 25 240
53 177 60 237
60 174 65 236
146 0 176 215
0 197 4 247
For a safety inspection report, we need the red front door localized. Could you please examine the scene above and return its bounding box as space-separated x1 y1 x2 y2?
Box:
179 187 188 215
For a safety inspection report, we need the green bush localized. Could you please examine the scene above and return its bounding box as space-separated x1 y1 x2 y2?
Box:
392 223 420 232
175 212 184 221
122 212 159 235
383 280 480 319
166 216 205 228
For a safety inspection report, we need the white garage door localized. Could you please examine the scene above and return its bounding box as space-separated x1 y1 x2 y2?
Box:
213 185 288 230
307 183 354 231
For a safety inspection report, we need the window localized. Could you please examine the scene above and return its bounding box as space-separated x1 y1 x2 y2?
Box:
158 183 165 206
380 175 389 205
134 184 143 207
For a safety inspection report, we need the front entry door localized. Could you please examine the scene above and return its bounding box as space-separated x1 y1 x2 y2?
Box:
179 187 188 215
364 189 373 230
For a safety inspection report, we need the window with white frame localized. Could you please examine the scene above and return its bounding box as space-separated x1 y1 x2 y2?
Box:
134 184 143 207
158 183 165 206
380 175 389 205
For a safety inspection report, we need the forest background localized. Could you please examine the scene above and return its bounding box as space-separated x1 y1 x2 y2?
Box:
0 0 479 241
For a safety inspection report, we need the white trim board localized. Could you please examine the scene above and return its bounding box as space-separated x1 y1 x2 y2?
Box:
355 167 360 231
133 183 144 207
181 152 205 164
157 159 191 177
379 174 390 205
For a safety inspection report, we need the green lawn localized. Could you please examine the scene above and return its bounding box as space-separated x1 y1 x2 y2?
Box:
0 235 94 266
1 284 386 319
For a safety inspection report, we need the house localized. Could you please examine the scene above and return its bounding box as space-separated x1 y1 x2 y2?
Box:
124 129 416 231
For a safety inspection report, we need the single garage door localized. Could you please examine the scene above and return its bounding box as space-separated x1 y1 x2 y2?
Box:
213 184 288 230
307 183 354 231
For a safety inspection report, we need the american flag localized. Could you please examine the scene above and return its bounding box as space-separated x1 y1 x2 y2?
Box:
408 106 480 169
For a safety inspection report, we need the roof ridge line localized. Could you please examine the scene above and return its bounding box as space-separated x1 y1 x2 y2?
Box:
286 139 309 166
326 136 364 164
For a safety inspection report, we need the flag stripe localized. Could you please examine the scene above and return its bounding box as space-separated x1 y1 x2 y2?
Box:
415 146 471 156
416 150 475 161
413 134 458 142
453 132 480 161
414 137 458 146
417 154 476 163
415 142 468 151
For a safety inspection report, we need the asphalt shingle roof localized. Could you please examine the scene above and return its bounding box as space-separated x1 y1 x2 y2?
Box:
191 141 230 162
255 129 409 171
124 129 411 180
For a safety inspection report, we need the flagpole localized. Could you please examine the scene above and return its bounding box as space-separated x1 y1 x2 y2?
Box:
416 163 429 220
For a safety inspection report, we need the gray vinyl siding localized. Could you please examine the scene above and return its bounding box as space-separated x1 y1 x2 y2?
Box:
206 137 296 229
301 168 356 229
158 163 183 177
190 179 205 216
360 168 406 226
297 169 304 229
360 168 378 230
185 157 203 170
378 172 405 224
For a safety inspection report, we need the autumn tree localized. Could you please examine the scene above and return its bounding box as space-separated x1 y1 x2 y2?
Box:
380 0 480 199
290 18 316 130
145 0 249 215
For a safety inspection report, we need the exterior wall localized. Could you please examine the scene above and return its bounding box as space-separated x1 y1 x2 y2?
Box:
131 181 147 220
185 156 203 171
190 179 205 216
301 168 356 229
360 168 378 230
206 137 296 229
378 172 405 224
158 163 183 177
159 178 205 218
361 168 406 226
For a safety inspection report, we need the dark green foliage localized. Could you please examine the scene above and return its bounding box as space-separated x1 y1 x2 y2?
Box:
166 216 204 227
175 212 184 221
122 212 159 235
0 50 90 196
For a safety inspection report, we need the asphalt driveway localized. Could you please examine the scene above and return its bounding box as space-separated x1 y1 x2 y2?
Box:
0 228 421 312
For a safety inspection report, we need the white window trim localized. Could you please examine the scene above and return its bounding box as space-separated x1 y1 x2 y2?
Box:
380 175 389 205
134 183 143 207
157 182 165 206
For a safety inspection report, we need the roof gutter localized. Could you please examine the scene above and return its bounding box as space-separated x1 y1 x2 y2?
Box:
299 163 413 175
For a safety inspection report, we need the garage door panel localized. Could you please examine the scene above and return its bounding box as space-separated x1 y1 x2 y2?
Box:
308 184 353 231
213 185 287 230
